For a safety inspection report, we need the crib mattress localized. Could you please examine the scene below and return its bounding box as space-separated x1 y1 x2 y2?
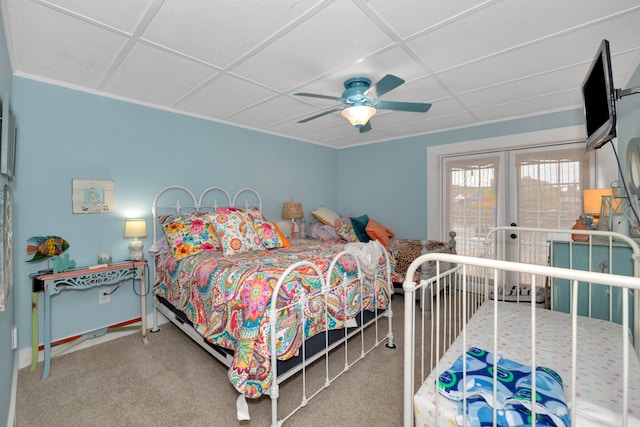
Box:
414 302 640 426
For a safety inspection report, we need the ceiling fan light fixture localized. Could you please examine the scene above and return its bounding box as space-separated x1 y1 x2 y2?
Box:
341 105 376 127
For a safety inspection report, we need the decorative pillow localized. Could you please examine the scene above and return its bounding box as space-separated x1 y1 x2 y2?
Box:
350 215 370 242
161 212 220 260
215 206 265 221
309 221 342 241
148 237 170 256
252 218 291 249
209 211 265 256
311 205 340 227
335 217 359 242
365 218 395 246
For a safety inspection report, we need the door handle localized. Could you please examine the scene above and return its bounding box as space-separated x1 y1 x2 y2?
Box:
510 223 517 239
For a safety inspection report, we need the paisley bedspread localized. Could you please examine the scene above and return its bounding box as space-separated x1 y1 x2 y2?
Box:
153 239 393 398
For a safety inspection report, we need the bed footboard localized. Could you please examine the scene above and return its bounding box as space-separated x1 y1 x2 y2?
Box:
268 242 394 427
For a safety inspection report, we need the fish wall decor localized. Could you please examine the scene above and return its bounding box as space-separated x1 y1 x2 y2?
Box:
26 235 70 262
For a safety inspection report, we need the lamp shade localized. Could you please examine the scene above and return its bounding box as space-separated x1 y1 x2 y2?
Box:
341 105 376 127
583 188 613 215
124 219 147 239
282 201 303 220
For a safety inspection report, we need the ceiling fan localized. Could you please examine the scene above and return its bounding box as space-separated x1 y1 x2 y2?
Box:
294 74 431 133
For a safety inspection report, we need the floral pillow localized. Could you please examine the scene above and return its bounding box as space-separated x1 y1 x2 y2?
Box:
335 217 359 242
252 218 291 249
209 211 266 256
215 206 265 221
161 212 220 260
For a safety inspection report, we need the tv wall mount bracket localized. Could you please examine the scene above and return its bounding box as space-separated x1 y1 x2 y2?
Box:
616 86 640 100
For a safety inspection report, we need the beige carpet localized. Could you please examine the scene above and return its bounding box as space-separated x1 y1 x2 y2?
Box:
16 295 418 427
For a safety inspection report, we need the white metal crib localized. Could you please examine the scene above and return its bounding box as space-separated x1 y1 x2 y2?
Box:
403 228 640 427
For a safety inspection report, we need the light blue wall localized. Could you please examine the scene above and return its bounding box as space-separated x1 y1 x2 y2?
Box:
11 77 338 352
618 63 640 165
336 109 586 241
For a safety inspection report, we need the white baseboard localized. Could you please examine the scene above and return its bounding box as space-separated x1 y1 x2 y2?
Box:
18 311 169 370
8 345 18 427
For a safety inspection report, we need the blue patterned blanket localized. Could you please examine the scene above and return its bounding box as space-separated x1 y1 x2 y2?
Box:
438 347 571 427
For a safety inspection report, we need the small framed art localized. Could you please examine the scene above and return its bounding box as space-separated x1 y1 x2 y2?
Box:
72 179 115 213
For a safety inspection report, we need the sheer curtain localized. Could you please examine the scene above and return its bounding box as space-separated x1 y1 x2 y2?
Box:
445 154 500 258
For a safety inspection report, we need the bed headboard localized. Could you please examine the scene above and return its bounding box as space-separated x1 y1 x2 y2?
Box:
151 185 261 242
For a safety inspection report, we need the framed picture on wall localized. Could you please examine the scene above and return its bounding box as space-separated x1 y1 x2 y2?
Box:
0 92 16 179
72 179 115 213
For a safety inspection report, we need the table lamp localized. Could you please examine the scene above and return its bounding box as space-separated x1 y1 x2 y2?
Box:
281 201 303 239
124 218 147 261
583 188 612 228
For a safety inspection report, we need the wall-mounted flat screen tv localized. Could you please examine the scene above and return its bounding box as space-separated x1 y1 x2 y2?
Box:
582 39 617 151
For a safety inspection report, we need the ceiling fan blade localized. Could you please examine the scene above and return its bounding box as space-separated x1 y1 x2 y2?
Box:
359 121 372 133
365 74 405 98
375 100 431 113
294 92 342 101
297 107 343 123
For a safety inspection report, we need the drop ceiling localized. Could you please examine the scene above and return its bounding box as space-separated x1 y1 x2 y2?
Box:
3 0 640 148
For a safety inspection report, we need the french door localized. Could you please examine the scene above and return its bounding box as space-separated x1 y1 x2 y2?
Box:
443 143 590 283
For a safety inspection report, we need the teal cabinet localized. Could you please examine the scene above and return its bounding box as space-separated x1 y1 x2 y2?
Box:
551 240 635 327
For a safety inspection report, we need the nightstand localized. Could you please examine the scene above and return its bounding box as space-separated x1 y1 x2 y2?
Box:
30 260 148 380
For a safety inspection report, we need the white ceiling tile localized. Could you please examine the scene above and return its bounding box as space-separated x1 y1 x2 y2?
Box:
438 11 640 96
613 51 640 88
471 91 584 122
5 0 640 148
8 0 129 87
366 0 494 38
458 66 587 110
232 1 396 91
333 47 431 83
229 95 320 129
41 0 154 32
103 43 216 105
142 0 321 68
408 1 640 72
293 110 347 135
401 113 478 134
382 77 451 103
177 74 277 119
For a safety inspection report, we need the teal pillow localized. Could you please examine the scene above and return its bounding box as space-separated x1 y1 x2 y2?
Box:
350 215 371 242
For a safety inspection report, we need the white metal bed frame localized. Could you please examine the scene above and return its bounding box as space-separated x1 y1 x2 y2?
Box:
149 185 396 426
402 228 640 427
